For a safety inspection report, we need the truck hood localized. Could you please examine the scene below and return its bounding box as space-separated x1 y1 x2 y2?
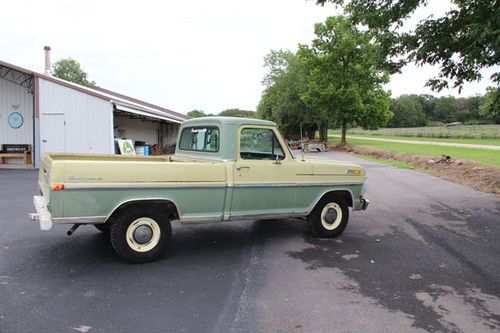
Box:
301 156 367 178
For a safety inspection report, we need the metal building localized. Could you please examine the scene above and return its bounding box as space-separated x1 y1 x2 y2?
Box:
0 57 189 168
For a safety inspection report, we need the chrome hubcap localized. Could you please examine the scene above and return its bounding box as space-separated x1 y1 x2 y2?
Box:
133 225 153 244
324 208 338 224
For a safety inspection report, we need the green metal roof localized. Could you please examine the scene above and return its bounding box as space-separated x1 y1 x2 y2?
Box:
181 116 276 127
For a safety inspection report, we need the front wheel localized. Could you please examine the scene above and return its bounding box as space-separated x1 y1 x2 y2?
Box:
307 195 349 238
110 206 171 263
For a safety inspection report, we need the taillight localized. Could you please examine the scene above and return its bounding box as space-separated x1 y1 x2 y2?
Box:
52 184 65 191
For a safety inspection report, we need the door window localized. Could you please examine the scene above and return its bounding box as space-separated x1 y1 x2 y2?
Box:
240 128 285 160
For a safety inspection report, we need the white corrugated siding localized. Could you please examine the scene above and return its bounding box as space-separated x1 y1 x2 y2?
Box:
39 78 113 155
0 77 34 151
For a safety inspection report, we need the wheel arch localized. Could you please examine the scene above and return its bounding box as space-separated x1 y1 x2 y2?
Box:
105 198 180 223
309 189 353 215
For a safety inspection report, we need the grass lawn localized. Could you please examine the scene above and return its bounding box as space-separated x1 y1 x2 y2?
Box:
334 138 500 168
356 154 414 169
328 134 500 146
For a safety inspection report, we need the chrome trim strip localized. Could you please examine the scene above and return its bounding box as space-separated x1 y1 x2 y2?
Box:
179 212 308 223
53 216 106 224
180 215 223 223
233 182 362 188
64 183 227 190
62 182 362 190
296 173 361 177
229 212 308 221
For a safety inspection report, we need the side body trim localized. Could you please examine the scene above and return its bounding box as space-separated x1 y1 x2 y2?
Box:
61 182 362 190
53 216 106 224
180 215 223 223
64 183 227 190
233 182 361 188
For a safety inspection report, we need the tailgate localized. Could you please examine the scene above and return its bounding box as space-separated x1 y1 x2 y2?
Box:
38 153 55 199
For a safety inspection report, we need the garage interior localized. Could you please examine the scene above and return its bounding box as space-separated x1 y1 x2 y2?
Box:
113 109 179 155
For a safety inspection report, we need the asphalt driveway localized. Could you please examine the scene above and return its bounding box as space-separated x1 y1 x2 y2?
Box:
0 152 499 332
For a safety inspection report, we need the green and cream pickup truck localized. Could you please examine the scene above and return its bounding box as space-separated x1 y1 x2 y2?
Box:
30 117 369 262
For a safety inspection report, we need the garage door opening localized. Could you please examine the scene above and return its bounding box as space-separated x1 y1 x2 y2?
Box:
113 110 179 156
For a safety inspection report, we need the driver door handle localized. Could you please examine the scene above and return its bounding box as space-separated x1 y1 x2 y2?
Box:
236 166 250 171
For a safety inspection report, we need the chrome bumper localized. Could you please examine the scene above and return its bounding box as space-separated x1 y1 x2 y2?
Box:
29 196 53 230
361 198 370 210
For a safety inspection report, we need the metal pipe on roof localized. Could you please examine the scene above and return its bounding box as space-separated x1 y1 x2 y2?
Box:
43 46 51 75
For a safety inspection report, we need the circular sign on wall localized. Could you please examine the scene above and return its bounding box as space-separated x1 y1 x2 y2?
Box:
8 112 23 129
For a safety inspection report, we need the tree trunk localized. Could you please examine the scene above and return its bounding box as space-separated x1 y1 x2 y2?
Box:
318 123 328 142
340 121 347 145
306 128 316 141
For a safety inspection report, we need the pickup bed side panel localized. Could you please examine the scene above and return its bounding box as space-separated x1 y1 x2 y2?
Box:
59 160 228 222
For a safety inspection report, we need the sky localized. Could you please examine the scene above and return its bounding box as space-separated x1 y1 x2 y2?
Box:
0 0 497 115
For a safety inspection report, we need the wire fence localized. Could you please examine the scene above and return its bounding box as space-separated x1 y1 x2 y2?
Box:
329 125 500 139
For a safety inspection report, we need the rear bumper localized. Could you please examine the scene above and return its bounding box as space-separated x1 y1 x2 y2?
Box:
29 196 53 230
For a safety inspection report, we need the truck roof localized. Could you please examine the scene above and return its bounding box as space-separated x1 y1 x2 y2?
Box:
181 116 276 127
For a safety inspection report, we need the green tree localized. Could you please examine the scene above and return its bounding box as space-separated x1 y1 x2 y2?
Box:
480 87 500 124
315 0 500 92
300 16 392 144
418 94 436 121
257 50 318 139
187 110 207 118
433 97 459 123
387 95 427 128
52 58 95 87
218 109 256 118
455 95 484 123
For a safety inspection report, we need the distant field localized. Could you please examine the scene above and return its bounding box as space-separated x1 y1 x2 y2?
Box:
332 137 500 168
329 124 500 139
328 134 500 146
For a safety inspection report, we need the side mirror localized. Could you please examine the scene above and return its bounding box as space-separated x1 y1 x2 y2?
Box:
273 155 282 165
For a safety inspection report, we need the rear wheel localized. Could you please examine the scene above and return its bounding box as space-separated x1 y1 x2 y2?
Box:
307 194 349 238
110 206 171 263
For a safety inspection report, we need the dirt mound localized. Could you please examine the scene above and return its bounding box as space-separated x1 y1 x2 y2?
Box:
331 143 500 195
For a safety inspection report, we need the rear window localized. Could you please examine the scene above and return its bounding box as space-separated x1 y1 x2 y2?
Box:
178 126 219 152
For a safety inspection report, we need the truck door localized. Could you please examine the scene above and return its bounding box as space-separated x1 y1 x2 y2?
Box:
231 126 297 218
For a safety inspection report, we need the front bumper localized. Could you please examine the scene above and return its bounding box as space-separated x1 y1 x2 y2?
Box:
361 198 370 210
353 196 369 211
29 196 53 230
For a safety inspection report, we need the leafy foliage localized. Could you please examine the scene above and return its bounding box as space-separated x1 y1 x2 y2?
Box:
187 110 208 118
315 0 500 92
300 16 393 143
257 50 318 139
218 108 256 118
258 17 393 143
388 95 428 128
386 93 495 127
480 86 500 123
52 58 95 87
